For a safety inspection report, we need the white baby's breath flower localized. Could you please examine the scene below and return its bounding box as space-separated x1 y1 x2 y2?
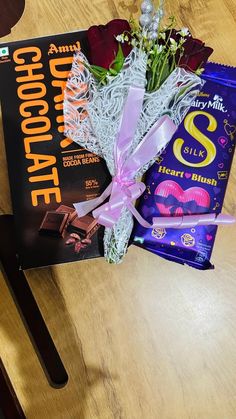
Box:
178 27 190 37
159 31 166 41
169 37 178 52
157 44 163 53
116 34 124 43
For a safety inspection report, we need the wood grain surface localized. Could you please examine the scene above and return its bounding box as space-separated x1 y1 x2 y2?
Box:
0 1 236 418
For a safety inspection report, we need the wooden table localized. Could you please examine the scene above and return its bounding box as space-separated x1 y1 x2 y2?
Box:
0 1 236 418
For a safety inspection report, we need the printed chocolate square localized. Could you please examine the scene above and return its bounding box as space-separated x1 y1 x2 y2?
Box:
56 205 77 222
67 214 98 238
39 211 69 237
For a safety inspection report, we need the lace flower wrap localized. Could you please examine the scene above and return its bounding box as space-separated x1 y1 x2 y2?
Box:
64 48 204 263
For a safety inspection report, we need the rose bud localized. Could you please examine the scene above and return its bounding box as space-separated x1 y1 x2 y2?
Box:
87 19 132 69
179 37 213 71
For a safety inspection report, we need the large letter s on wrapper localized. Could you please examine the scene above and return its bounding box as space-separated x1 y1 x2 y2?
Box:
173 111 217 167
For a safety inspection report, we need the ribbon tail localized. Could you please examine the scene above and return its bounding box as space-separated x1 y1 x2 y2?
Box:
127 202 152 228
94 181 147 228
127 202 186 228
115 86 145 169
73 183 112 217
122 115 177 179
127 202 236 229
93 208 121 229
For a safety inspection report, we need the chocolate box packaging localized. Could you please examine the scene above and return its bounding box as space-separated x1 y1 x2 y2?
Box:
0 31 110 269
132 63 236 269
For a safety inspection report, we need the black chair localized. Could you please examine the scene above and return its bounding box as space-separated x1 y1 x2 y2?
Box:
0 214 68 388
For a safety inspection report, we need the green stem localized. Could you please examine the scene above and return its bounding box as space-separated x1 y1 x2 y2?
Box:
149 55 160 91
156 49 170 90
170 54 176 73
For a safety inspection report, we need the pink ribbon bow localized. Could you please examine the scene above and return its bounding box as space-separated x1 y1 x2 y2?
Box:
74 86 177 228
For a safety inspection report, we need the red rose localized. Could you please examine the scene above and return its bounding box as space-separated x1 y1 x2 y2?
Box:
160 29 213 72
87 19 132 69
178 37 213 71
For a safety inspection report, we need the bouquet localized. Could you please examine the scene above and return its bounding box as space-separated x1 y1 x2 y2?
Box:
63 0 214 264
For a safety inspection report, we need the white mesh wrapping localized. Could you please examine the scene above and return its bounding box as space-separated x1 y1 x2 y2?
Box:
64 48 204 263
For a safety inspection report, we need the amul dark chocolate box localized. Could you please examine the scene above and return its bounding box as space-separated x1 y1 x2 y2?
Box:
0 31 110 269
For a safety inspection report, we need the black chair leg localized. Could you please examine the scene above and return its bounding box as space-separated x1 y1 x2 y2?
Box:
0 357 26 418
0 215 68 388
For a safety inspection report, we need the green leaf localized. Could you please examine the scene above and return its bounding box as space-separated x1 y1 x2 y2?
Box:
116 43 125 62
90 68 107 80
110 44 125 73
80 43 125 84
81 60 108 81
90 64 108 74
109 68 118 76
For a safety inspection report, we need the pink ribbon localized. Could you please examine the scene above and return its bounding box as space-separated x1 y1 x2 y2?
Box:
74 86 177 228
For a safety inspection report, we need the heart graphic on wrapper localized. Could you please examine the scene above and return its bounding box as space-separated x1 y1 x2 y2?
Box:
184 172 192 179
224 120 236 140
155 180 210 216
206 234 213 241
218 136 228 148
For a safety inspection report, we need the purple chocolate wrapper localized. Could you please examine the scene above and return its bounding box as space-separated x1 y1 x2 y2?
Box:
132 62 236 270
